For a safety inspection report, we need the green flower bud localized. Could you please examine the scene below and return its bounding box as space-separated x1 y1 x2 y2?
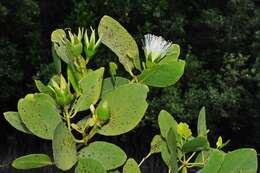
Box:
84 27 101 59
96 101 110 122
68 28 84 56
48 75 74 106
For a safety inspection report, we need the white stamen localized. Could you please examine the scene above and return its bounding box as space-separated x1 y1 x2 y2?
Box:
144 34 172 62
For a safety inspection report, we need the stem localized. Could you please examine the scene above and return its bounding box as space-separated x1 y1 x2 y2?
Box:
138 152 152 167
85 124 98 143
178 165 184 171
186 152 196 163
187 162 204 168
64 108 71 131
73 138 85 144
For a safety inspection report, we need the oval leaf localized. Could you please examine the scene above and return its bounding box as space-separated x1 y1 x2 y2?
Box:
98 15 141 73
197 106 207 138
182 137 209 153
198 150 225 173
159 44 180 64
52 122 77 171
3 111 31 134
79 141 127 170
98 83 148 136
150 135 164 154
138 60 185 87
166 128 178 173
18 93 61 139
123 158 141 173
160 141 171 169
101 77 130 98
12 154 52 170
158 110 178 139
218 148 257 173
75 158 107 173
51 29 66 43
75 68 104 112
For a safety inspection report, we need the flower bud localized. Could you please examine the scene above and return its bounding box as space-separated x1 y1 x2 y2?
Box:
48 75 74 106
84 27 101 59
96 101 110 122
68 28 84 56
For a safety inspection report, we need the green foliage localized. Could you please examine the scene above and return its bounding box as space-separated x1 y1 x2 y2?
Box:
97 83 149 136
2 6 258 172
98 15 141 74
18 93 61 139
2 0 259 154
139 107 257 173
3 111 31 134
199 149 257 173
76 158 107 173
79 141 127 170
138 60 185 87
12 154 53 170
75 68 104 112
3 16 186 172
123 158 141 173
52 122 77 171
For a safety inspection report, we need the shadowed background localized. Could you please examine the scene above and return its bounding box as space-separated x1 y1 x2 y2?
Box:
0 0 260 172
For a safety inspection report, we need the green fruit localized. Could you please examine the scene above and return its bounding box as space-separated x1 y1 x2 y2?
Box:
96 101 110 122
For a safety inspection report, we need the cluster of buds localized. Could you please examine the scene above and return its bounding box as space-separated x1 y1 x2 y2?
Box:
48 75 74 107
67 27 101 59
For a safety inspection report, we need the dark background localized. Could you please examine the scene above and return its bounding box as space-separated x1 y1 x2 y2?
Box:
0 0 260 172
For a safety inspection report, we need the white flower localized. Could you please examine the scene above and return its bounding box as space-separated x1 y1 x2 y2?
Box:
144 34 172 62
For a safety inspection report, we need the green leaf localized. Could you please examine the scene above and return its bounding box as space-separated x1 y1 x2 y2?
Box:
122 158 141 173
34 80 55 97
195 149 213 164
108 170 120 173
159 44 180 64
138 60 185 87
98 15 141 73
52 122 77 171
98 83 148 136
150 135 164 154
12 154 52 170
75 68 104 112
75 158 107 173
52 45 62 74
18 93 61 139
166 128 178 173
182 137 209 153
101 77 130 98
218 148 257 173
79 141 127 170
67 64 81 94
197 106 207 138
160 141 172 169
158 110 178 139
54 41 74 64
3 111 31 134
51 29 66 43
198 150 225 173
